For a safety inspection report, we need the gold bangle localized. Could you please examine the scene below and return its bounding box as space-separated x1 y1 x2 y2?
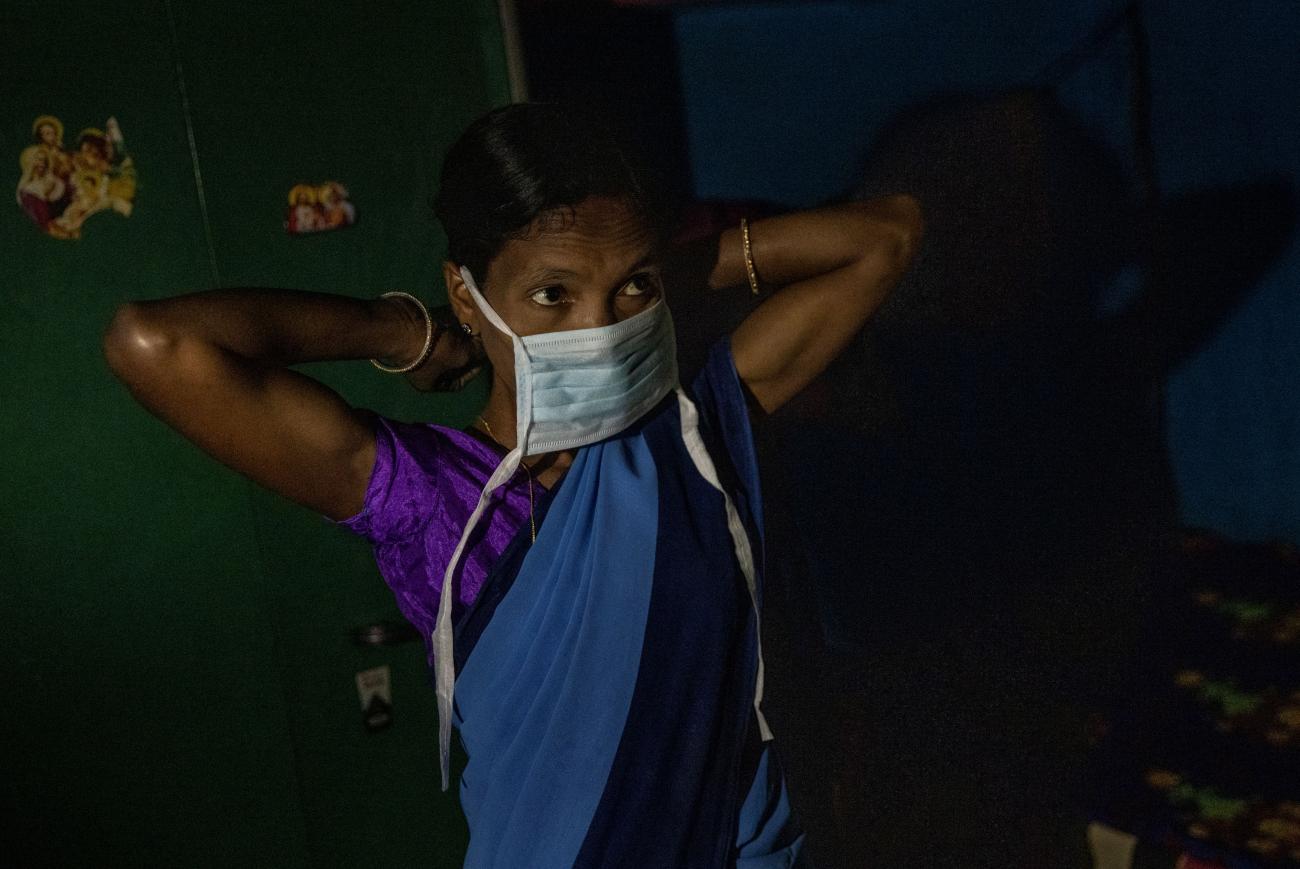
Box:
740 217 761 296
370 291 434 374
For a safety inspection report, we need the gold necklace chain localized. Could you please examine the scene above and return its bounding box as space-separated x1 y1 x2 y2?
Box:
477 416 536 543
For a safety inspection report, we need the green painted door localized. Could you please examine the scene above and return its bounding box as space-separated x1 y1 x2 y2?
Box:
1 2 508 865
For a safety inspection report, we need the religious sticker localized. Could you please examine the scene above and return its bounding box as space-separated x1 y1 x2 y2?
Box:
16 114 136 239
285 181 356 235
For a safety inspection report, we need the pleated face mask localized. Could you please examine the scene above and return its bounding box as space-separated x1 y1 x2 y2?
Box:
459 264 680 456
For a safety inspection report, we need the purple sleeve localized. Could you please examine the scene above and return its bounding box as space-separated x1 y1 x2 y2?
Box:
337 414 441 545
331 414 536 652
330 414 447 653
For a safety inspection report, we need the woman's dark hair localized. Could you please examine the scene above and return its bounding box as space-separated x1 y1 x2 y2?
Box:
433 102 667 282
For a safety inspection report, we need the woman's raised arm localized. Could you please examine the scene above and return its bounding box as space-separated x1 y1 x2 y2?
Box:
715 195 924 414
102 289 465 520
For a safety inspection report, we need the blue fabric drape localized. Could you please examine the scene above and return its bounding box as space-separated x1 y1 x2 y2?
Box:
451 341 802 868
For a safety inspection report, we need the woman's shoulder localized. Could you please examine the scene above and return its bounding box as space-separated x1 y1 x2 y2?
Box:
335 413 507 543
685 336 765 535
687 337 758 439
366 413 479 466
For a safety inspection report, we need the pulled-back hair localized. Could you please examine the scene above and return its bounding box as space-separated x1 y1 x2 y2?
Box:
433 102 667 282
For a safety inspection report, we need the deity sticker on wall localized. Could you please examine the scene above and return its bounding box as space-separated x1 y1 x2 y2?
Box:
285 181 356 235
16 114 136 239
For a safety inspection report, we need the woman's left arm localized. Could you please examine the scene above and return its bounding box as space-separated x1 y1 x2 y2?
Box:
713 195 923 414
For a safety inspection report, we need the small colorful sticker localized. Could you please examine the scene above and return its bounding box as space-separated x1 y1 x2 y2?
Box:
16 114 135 239
285 181 355 235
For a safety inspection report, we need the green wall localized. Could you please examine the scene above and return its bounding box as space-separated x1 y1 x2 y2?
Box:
0 1 507 865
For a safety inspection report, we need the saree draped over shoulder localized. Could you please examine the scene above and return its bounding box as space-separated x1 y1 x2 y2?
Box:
344 340 804 868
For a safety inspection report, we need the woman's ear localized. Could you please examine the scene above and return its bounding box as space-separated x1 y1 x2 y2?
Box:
443 260 478 335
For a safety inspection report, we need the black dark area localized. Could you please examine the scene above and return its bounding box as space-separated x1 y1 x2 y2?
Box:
518 4 694 217
762 88 1294 867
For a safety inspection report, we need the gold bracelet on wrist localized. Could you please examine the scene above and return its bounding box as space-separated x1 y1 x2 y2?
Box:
370 291 435 374
740 217 761 296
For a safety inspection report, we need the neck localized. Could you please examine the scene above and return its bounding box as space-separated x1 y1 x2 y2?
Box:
478 376 519 450
475 410 574 492
476 365 588 495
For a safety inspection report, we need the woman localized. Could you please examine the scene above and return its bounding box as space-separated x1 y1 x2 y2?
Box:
104 103 921 867
16 146 67 230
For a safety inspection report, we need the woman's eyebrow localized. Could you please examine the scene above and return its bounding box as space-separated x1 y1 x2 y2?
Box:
519 265 578 285
602 251 662 294
520 250 659 288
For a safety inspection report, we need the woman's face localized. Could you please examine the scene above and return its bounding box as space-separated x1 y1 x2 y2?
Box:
447 195 663 390
38 123 57 146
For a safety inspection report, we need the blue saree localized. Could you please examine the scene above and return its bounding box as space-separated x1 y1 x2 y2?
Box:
450 339 804 868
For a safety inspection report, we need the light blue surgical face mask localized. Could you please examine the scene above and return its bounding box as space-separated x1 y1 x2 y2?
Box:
459 264 680 455
430 265 771 790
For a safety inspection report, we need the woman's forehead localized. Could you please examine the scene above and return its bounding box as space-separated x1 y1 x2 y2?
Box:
487 197 659 289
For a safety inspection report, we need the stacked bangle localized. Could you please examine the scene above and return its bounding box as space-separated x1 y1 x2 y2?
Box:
740 217 761 296
370 291 436 373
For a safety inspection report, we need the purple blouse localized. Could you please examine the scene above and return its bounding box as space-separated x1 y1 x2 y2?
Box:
336 416 543 664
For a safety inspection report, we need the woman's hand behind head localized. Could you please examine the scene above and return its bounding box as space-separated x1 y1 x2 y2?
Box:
401 303 487 392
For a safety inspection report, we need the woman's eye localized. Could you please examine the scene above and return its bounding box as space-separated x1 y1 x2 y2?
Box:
620 274 659 298
529 286 566 307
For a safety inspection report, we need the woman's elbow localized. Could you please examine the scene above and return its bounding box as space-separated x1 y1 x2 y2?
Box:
878 193 925 257
851 193 924 287
102 302 177 381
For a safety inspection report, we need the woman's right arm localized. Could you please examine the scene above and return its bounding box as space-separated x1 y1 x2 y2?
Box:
102 289 435 520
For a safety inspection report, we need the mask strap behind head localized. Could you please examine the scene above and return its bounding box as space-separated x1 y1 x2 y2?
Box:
458 264 534 454
459 266 515 338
